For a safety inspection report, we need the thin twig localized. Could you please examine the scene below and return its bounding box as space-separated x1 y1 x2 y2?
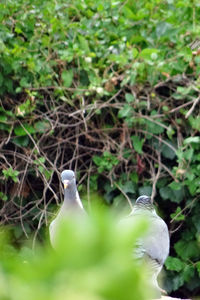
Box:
185 95 200 119
114 182 133 210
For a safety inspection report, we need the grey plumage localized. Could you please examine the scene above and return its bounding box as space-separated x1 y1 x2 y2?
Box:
49 170 86 248
128 195 170 295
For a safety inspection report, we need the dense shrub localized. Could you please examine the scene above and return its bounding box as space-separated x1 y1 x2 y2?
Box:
0 0 200 298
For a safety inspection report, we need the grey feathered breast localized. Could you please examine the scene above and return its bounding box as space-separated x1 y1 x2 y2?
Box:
49 170 86 249
128 195 170 295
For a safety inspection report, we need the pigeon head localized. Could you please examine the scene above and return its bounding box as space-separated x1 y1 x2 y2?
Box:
135 195 152 205
61 170 76 189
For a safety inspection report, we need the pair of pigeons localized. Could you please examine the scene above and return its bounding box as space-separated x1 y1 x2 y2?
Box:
49 170 170 297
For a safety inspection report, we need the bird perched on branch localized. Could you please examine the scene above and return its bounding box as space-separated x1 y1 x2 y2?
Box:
49 170 86 248
127 195 170 297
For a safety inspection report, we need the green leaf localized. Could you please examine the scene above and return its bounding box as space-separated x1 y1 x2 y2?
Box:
16 99 35 116
38 165 44 173
118 104 133 119
125 93 135 103
132 48 138 58
184 136 200 144
0 113 7 122
131 135 144 154
2 168 19 183
175 240 200 260
139 48 159 60
93 152 119 173
130 172 138 184
145 119 165 134
165 256 185 272
0 191 8 202
159 186 173 200
138 186 152 196
34 121 51 133
169 181 181 190
34 157 45 165
0 123 11 132
183 265 195 282
119 181 135 195
161 142 176 160
44 170 52 180
170 207 185 221
61 70 73 88
20 77 30 88
12 136 29 147
159 186 184 203
14 124 36 136
156 22 172 38
171 274 184 291
176 86 194 96
188 116 200 131
78 35 90 53
183 148 194 160
167 125 175 140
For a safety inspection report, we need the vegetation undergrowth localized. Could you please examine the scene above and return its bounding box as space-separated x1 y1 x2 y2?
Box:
0 0 200 298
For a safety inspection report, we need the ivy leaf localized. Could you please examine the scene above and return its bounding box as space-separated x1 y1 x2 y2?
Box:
130 172 138 184
159 186 173 200
34 121 50 133
131 135 144 154
184 136 200 144
14 124 36 136
188 116 200 131
0 191 8 202
2 168 19 183
183 265 195 282
169 181 181 190
61 70 73 88
12 136 29 147
119 181 136 195
171 274 184 291
165 256 185 272
175 240 200 260
170 207 185 221
160 186 184 203
0 113 7 122
138 186 152 196
118 104 133 119
125 93 135 103
145 119 165 134
161 142 176 160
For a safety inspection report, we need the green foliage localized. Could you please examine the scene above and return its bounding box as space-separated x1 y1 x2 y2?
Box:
131 136 144 154
2 167 19 183
0 210 153 300
165 256 185 272
0 0 200 298
0 191 8 202
93 152 119 173
170 207 185 221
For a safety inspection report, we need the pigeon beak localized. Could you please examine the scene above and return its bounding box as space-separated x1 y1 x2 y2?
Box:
63 180 69 189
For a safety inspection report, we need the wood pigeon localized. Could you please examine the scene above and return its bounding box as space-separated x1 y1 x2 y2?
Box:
127 195 170 296
49 170 86 248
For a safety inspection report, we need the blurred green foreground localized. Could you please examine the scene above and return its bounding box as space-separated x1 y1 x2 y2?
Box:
0 209 155 300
